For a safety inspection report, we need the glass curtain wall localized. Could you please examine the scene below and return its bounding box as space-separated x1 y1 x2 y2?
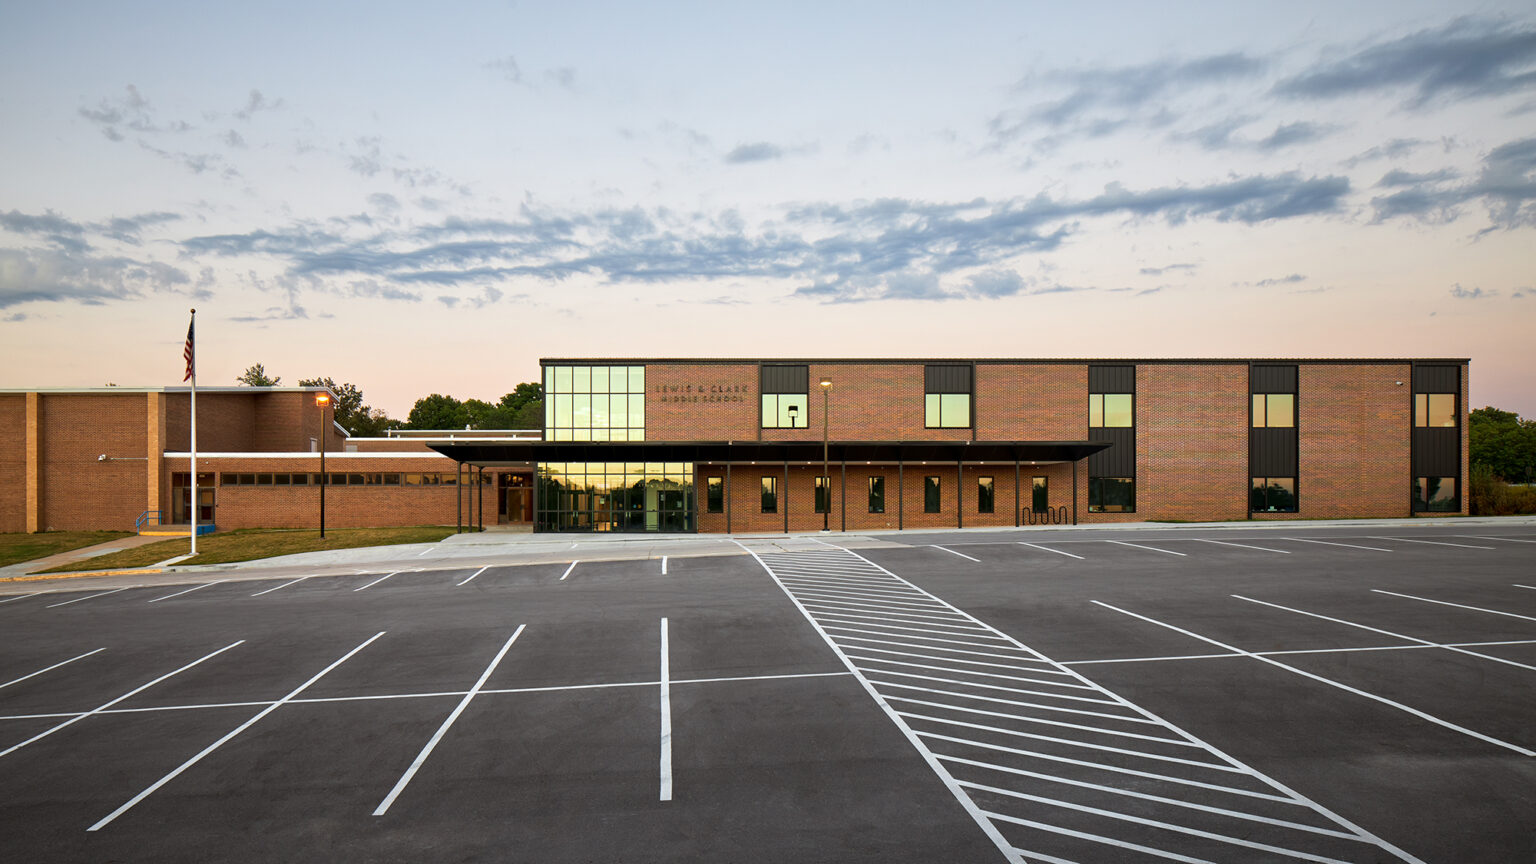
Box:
544 365 645 441
537 462 694 531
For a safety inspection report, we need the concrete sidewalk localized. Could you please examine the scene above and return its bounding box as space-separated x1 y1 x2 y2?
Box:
0 534 172 581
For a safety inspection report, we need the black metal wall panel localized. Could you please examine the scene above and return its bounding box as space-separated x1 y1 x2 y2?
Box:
760 364 808 394
1250 428 1298 476
924 364 973 393
1088 427 1135 476
1413 428 1460 475
1414 366 1459 393
1250 365 1297 393
1089 365 1135 393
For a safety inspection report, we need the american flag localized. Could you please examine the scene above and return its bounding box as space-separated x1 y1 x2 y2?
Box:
182 315 195 382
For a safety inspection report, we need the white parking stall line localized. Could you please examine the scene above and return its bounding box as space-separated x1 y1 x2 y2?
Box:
659 617 672 802
46 587 130 608
1017 542 1085 560
1095 600 1536 758
1234 594 1536 673
354 571 399 592
93 632 383 831
1461 535 1536 544
148 581 225 603
1372 589 1536 623
1518 585 1536 591
1365 536 1496 550
558 561 579 581
1191 538 1290 554
1104 540 1186 557
661 556 668 576
1282 537 1392 552
456 566 489 586
251 576 312 597
0 592 42 605
3 641 244 761
930 545 981 562
374 626 522 816
0 647 107 692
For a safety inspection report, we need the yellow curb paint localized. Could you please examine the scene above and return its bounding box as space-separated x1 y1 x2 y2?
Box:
1 568 165 583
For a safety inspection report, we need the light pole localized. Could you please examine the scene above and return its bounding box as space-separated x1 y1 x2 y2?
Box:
820 378 832 531
316 392 330 539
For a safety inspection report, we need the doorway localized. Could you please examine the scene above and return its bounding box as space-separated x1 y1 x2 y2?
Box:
500 473 533 523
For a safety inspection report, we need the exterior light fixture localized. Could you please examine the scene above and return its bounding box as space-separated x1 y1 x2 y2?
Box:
316 392 331 538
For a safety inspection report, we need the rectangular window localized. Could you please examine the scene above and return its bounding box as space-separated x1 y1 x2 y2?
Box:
761 393 809 429
761 365 810 429
1089 393 1134 427
706 476 724 513
1088 477 1135 512
1252 393 1295 428
1250 477 1298 512
543 364 645 441
1414 476 1458 511
1414 393 1456 428
977 476 994 513
761 476 777 513
868 476 885 513
924 365 973 428
814 476 830 514
1032 476 1048 513
924 476 941 513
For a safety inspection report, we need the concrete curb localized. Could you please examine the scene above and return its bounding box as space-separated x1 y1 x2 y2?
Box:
0 567 165 583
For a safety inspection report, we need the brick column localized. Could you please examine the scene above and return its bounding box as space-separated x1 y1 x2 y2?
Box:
24 392 40 533
147 392 166 524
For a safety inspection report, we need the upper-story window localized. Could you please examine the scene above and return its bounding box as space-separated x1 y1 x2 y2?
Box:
1252 393 1295 427
544 365 645 442
925 364 972 429
1414 393 1456 427
761 364 809 429
1088 393 1133 427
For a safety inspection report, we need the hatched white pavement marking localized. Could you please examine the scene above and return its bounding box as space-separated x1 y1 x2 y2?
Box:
148 581 225 603
91 632 384 831
0 647 106 692
46 587 129 608
1372 589 1536 624
739 541 1421 864
374 626 525 816
1097 601 1536 759
1 641 244 761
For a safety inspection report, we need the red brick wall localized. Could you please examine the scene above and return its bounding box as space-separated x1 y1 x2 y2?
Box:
38 394 151 531
978 363 1088 441
1131 363 1249 522
164 391 344 453
644 364 757 441
0 394 25 532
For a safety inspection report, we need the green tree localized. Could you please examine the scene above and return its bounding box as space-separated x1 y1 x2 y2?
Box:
405 393 468 430
1470 406 1536 483
236 363 281 386
298 377 400 437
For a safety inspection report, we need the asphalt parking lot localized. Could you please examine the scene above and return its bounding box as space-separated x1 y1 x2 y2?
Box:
2 523 1533 863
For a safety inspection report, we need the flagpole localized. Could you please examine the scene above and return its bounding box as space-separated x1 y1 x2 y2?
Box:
187 309 197 557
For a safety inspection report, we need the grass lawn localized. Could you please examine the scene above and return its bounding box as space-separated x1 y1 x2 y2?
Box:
0 531 134 569
33 526 460 573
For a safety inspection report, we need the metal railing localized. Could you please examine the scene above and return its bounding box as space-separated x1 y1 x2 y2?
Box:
135 510 164 533
1024 505 1069 525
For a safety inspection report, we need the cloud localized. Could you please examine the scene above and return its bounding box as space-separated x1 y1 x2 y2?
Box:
964 269 1027 298
1255 273 1306 287
368 193 401 213
2 312 27 322
1450 283 1497 299
1256 121 1335 150
223 129 247 148
486 56 522 83
1275 17 1536 107
544 67 576 89
233 89 281 120
1024 53 1268 128
1343 137 1430 167
724 142 785 164
0 247 188 309
1139 263 1196 276
1369 135 1536 226
348 136 383 177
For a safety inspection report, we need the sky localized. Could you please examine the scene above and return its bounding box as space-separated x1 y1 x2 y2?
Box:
2 1 1533 418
